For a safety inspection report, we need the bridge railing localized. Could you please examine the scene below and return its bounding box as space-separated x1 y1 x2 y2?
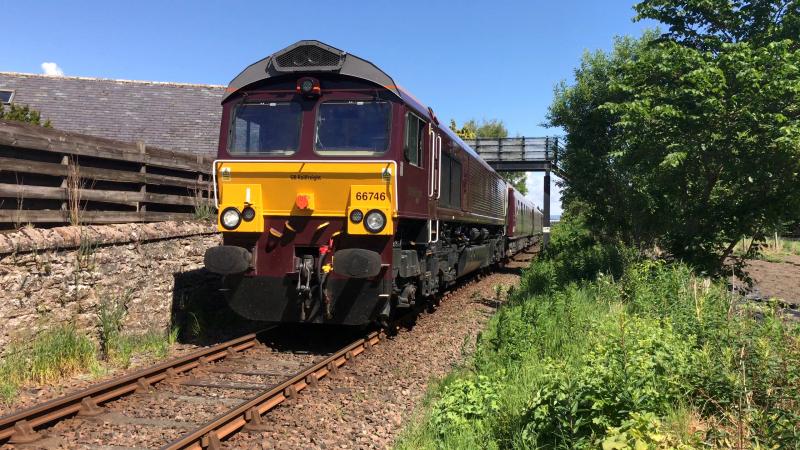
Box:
464 137 559 163
464 136 563 173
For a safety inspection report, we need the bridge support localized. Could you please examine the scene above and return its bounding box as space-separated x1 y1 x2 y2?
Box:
543 170 550 247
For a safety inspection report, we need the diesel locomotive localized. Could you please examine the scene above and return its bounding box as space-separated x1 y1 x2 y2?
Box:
204 40 543 325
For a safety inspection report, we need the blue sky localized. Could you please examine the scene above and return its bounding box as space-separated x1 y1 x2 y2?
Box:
2 1 658 214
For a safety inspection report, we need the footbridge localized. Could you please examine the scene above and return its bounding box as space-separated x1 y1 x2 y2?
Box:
464 136 564 245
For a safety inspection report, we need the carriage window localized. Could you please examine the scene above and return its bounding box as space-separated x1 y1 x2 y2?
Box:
229 102 302 155
404 112 425 166
315 101 390 155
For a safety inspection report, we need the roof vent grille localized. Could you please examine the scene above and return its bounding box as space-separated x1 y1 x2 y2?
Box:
273 43 344 72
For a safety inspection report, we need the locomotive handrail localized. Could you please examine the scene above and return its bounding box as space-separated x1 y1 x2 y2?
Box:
436 134 442 200
428 219 440 244
428 127 436 198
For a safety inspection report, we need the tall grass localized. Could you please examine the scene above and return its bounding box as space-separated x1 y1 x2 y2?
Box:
98 290 178 368
397 217 800 450
66 159 84 226
0 295 180 406
0 325 97 405
191 184 215 222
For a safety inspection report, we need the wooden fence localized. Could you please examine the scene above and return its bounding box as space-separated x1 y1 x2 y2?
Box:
0 120 214 227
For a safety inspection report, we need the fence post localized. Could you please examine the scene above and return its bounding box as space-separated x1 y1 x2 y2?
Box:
137 141 147 218
59 154 70 215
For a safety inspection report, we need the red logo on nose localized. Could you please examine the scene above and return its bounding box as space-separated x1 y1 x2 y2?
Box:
296 194 309 209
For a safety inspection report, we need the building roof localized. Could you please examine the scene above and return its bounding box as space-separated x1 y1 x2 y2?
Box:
0 72 225 156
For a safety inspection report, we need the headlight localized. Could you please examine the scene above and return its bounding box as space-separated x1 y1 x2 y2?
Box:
349 208 363 223
242 206 256 222
364 210 386 233
221 207 241 230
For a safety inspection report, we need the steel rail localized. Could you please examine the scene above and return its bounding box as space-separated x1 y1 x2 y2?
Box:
163 331 383 450
0 333 261 443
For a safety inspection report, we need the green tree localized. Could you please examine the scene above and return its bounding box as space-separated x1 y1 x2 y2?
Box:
549 2 800 272
635 0 800 50
450 119 529 194
0 103 52 127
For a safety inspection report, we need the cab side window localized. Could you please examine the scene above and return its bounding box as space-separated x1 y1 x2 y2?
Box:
404 112 425 167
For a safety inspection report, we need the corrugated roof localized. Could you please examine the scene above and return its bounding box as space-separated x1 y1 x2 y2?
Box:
0 72 225 156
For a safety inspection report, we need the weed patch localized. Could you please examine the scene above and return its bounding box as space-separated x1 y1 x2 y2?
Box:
98 290 177 367
0 325 97 406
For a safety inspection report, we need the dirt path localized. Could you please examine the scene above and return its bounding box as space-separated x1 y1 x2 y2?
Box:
742 255 800 306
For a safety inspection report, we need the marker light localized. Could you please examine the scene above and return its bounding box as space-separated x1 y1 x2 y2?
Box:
221 207 242 230
364 210 386 233
349 209 364 223
242 206 256 222
296 77 321 97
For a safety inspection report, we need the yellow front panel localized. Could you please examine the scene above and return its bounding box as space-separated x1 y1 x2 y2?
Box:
347 184 393 235
217 184 263 232
215 161 396 234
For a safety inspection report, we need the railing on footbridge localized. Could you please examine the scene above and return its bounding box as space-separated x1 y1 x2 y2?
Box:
463 136 563 174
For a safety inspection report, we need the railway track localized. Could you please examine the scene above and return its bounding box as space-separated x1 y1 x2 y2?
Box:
0 328 383 449
1 249 540 449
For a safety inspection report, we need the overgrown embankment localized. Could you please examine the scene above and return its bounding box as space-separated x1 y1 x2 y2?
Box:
397 218 800 449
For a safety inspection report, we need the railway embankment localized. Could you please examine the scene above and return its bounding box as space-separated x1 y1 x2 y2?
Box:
0 221 222 405
397 218 800 449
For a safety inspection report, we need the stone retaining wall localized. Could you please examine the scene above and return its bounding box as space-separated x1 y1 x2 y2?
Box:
0 221 220 354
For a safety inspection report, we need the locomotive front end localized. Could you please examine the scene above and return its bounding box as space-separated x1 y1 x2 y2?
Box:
206 160 397 324
211 160 395 237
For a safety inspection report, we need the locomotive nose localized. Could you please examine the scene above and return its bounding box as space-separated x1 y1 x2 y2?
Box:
212 161 396 235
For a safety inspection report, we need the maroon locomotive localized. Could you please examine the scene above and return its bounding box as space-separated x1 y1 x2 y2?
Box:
204 40 542 325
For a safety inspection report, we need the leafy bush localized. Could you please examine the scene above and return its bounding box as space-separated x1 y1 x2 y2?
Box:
429 376 500 437
520 314 695 448
519 215 632 297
